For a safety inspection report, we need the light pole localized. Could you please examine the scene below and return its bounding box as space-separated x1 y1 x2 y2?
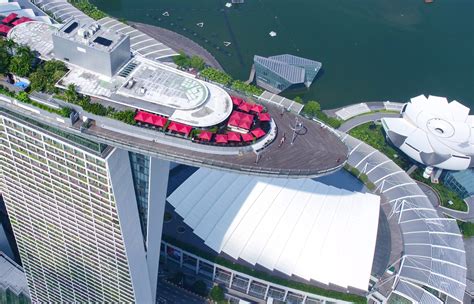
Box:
290 117 303 145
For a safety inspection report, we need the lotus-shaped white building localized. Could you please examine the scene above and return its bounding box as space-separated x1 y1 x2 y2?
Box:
382 95 474 171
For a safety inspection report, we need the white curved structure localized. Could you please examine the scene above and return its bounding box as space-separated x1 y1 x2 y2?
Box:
168 168 380 292
382 95 474 170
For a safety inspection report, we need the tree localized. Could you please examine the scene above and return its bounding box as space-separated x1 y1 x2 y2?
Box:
303 100 321 117
191 280 208 297
294 96 303 104
65 84 80 103
0 41 11 74
209 285 225 303
173 51 190 68
30 60 68 93
190 55 205 71
7 45 35 77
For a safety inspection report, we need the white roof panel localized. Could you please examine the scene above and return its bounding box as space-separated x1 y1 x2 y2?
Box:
168 168 381 291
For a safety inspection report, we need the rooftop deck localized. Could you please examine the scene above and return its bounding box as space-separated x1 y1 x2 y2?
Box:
76 102 348 178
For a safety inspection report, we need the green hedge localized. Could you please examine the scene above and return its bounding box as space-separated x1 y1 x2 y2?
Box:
200 68 233 86
344 164 376 190
163 235 366 303
0 86 71 118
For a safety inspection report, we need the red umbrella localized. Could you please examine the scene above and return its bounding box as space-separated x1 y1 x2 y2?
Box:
241 112 254 122
241 133 254 142
227 116 240 127
259 112 271 122
179 124 193 136
134 111 146 122
238 120 252 130
215 134 228 143
238 102 252 113
227 132 241 142
155 116 168 127
231 96 243 106
198 131 213 141
167 122 180 132
251 128 266 138
251 104 264 113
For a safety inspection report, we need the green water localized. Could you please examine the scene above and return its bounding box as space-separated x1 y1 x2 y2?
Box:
92 0 474 109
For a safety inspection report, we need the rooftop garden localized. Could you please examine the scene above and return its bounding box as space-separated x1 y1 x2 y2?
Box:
349 122 468 212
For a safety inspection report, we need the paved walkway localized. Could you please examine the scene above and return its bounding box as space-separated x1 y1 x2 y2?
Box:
338 112 399 132
132 22 224 71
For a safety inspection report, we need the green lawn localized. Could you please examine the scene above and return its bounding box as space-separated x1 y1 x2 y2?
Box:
458 221 474 238
349 122 411 170
411 169 468 212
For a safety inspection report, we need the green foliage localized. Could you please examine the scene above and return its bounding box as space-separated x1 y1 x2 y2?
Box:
315 111 341 128
209 285 225 302
173 52 206 71
458 221 474 238
411 169 467 212
173 51 190 68
8 46 35 77
231 80 263 96
303 100 321 117
191 280 208 297
190 55 206 71
200 68 232 86
349 122 410 170
64 84 80 103
344 164 376 190
107 110 137 125
294 96 303 104
0 86 71 118
29 60 68 93
0 40 12 74
163 235 366 303
69 0 107 20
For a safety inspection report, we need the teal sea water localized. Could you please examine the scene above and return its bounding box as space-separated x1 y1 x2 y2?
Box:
92 0 474 109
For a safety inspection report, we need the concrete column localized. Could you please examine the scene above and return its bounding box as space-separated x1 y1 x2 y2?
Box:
107 148 153 304
264 284 270 300
146 157 170 304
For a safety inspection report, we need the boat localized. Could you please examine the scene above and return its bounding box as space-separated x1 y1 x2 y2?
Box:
269 31 277 37
223 41 231 47
162 11 169 16
196 22 204 27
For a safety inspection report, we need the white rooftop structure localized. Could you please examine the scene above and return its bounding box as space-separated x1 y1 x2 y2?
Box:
7 21 57 59
382 95 474 170
8 21 233 128
168 168 380 291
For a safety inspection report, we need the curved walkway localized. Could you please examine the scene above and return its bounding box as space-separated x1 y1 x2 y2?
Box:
131 22 224 71
338 112 399 132
439 197 474 221
340 132 466 303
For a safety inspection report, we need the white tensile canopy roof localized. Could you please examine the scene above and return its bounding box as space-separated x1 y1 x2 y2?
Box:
382 95 474 170
167 168 380 291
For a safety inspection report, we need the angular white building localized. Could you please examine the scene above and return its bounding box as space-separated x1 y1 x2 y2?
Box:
382 95 474 170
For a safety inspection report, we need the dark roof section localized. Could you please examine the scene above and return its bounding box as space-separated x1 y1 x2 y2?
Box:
63 21 78 34
93 36 113 47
